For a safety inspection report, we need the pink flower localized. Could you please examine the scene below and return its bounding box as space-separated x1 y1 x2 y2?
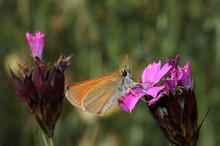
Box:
11 31 73 138
164 56 192 93
119 61 171 112
147 55 199 145
26 31 45 60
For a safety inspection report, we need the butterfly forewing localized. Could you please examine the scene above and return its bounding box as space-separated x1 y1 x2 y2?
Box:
65 72 120 109
82 79 119 115
65 81 100 107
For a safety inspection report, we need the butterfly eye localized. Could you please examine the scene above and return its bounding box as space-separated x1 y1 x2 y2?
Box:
121 67 130 77
121 70 127 77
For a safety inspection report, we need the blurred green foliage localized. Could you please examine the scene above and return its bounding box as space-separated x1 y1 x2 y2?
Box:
0 0 220 145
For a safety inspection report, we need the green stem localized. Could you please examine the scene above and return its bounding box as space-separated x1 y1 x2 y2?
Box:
42 133 48 146
49 137 55 146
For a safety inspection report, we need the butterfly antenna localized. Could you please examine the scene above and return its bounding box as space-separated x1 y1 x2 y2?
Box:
140 58 147 66
125 54 129 62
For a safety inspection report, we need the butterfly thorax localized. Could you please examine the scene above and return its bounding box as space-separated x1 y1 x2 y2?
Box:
117 66 135 96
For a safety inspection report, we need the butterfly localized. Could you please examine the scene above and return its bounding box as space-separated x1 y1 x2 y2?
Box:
65 65 136 115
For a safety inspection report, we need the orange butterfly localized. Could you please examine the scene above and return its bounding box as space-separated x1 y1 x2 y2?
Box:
65 65 136 115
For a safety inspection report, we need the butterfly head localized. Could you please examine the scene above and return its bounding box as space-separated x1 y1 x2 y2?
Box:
120 66 131 77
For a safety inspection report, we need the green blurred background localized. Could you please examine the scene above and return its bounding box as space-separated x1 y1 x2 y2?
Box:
0 0 219 145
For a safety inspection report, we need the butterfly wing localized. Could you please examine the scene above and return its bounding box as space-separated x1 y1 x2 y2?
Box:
82 77 121 115
65 72 119 108
65 81 100 107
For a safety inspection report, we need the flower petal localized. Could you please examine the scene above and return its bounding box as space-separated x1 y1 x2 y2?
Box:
142 61 171 87
119 87 145 112
26 31 45 60
152 63 171 84
166 55 179 69
148 93 163 106
142 61 161 83
163 77 177 93
180 61 192 89
146 85 164 98
118 100 129 112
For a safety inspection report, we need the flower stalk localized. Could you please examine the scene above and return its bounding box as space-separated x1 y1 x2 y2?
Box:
49 137 55 146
